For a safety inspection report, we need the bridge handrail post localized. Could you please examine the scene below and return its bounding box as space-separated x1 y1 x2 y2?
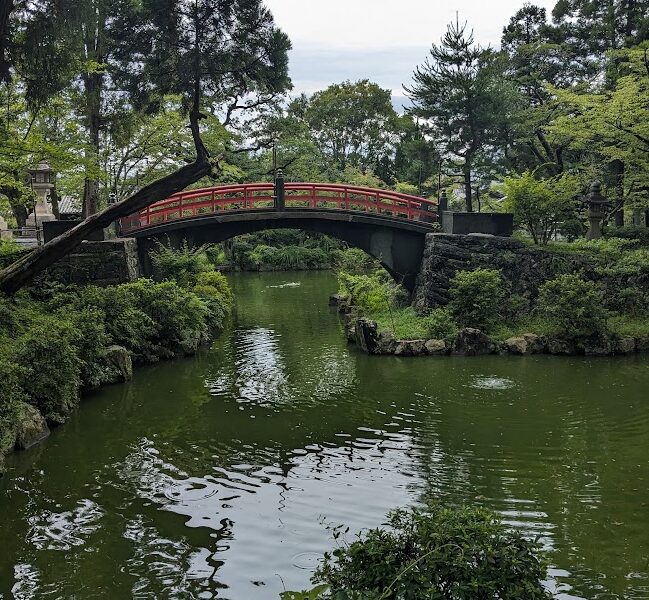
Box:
274 171 285 211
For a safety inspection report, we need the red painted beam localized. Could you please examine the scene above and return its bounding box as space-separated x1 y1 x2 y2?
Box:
119 183 438 234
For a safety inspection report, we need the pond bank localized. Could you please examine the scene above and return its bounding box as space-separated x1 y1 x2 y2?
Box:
334 296 649 357
0 272 233 475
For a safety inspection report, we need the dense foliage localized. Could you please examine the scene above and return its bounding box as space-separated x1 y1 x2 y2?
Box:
448 268 508 332
0 247 233 469
537 274 610 336
284 504 551 600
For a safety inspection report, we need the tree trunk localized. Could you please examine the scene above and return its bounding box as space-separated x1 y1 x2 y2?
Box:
0 156 211 295
82 71 102 217
11 204 27 229
0 0 14 83
463 163 473 212
611 159 625 227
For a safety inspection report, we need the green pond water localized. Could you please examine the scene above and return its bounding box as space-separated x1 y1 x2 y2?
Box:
1 271 648 599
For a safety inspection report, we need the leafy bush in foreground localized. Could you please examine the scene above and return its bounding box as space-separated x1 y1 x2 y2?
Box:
14 321 81 424
448 268 507 332
150 240 213 287
537 274 609 337
0 359 27 452
284 504 551 600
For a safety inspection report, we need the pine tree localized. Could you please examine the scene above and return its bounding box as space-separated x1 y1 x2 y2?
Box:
407 18 512 211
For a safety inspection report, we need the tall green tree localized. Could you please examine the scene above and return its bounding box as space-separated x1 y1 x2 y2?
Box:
546 45 649 221
407 19 513 211
500 5 577 176
301 80 400 175
0 0 291 295
552 0 649 77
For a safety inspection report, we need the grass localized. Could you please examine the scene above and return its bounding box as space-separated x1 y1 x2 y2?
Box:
608 314 649 338
375 308 431 340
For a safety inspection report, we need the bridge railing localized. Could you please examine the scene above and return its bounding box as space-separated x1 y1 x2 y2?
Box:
119 183 438 233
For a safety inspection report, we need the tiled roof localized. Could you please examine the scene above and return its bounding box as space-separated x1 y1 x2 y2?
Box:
58 196 81 214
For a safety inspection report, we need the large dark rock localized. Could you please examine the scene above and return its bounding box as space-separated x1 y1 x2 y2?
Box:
356 318 379 354
394 340 426 356
504 334 545 355
376 330 397 355
452 328 497 356
43 238 141 286
413 233 597 313
614 337 636 355
580 334 614 356
546 337 577 355
424 339 448 355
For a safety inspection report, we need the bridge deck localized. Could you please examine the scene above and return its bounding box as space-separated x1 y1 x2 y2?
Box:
119 183 438 234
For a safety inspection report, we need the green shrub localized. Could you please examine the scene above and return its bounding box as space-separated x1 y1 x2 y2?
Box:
65 285 157 362
195 270 233 306
338 271 406 314
64 307 112 387
125 279 209 356
65 280 209 362
332 248 377 273
149 241 213 287
606 225 649 246
299 504 551 600
537 274 610 337
0 358 27 453
503 171 581 245
375 307 458 341
193 271 234 325
14 321 81 424
448 268 507 332
423 307 458 339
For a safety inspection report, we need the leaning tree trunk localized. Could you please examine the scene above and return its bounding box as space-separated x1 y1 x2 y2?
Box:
0 102 212 296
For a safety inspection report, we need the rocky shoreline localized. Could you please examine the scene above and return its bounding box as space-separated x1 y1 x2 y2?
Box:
332 296 647 358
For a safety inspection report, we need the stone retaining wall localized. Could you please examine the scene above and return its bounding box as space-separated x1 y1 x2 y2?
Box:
412 233 595 312
44 238 141 286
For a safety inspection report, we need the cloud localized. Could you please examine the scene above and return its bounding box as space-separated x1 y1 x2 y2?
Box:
266 0 557 98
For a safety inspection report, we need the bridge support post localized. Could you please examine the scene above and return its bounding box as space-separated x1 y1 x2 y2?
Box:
438 189 448 227
274 169 285 211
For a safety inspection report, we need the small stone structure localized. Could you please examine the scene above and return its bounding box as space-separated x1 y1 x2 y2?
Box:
26 160 57 228
44 238 141 286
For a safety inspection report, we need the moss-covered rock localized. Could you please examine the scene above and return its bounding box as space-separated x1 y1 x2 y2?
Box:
452 328 497 356
100 345 133 383
14 402 49 450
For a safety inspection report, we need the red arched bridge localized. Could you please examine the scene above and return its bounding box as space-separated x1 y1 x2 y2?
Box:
119 182 439 290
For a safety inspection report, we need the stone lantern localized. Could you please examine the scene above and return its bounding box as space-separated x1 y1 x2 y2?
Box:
26 159 56 227
586 181 609 240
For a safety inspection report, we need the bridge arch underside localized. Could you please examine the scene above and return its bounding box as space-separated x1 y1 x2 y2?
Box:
132 209 430 291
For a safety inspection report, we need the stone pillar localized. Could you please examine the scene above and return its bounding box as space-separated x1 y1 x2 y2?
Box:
438 189 448 227
586 181 609 240
274 169 285 211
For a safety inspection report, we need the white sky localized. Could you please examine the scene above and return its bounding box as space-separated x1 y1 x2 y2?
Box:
264 0 557 102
